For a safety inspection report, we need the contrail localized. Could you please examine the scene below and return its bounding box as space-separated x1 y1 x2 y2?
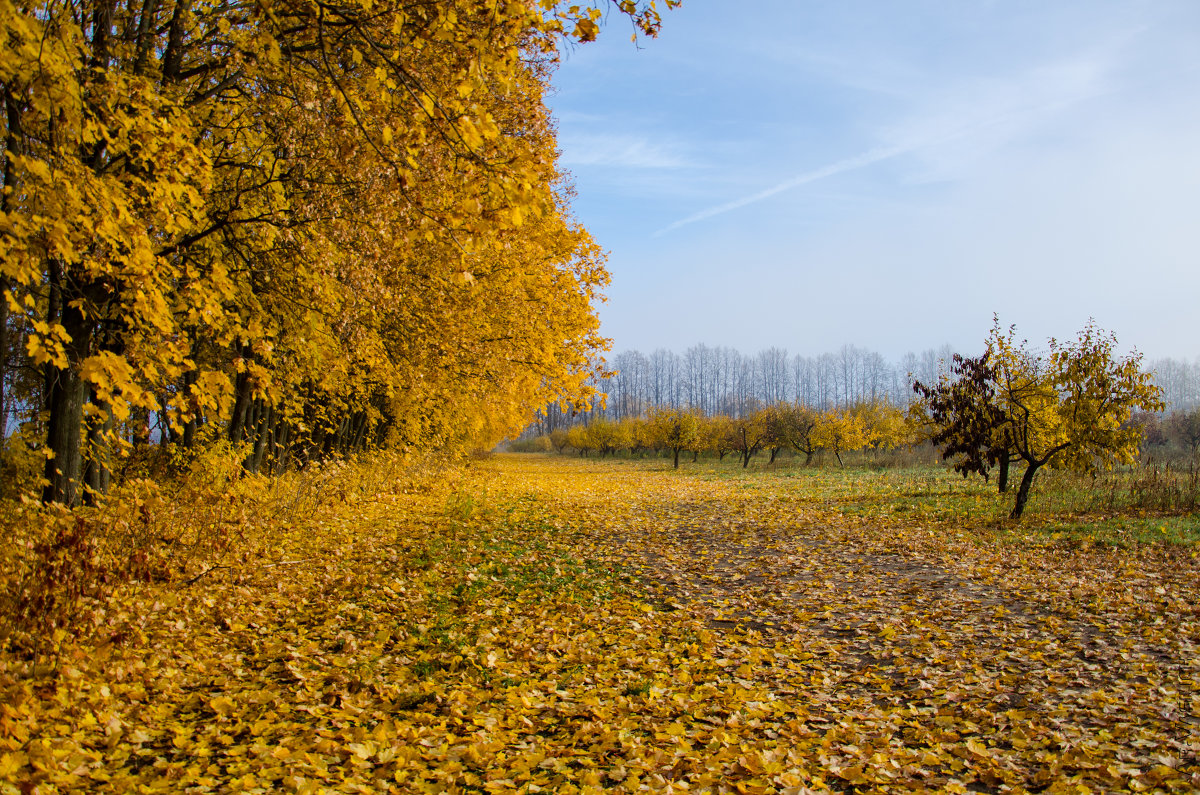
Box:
651 86 1111 237
650 41 1189 237
653 143 911 236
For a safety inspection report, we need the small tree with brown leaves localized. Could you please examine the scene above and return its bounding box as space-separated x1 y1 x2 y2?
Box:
913 352 1013 492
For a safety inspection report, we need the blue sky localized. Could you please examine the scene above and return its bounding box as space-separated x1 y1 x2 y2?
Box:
548 0 1200 360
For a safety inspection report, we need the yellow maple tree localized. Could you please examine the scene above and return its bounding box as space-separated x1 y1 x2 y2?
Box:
1 0 672 504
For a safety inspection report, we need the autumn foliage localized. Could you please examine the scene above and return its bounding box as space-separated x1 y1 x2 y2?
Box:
543 400 916 470
914 320 1163 519
0 0 683 506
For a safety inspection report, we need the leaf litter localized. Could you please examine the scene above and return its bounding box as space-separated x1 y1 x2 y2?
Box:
2 453 1197 793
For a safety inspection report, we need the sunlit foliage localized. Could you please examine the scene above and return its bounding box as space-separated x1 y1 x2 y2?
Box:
916 320 1164 519
1 0 679 505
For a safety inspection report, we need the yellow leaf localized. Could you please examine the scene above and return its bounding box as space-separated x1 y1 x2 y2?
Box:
210 696 235 716
0 754 25 779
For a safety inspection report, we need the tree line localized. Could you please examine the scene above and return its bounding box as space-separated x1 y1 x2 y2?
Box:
1147 356 1200 412
527 343 1198 434
0 0 677 506
530 343 955 433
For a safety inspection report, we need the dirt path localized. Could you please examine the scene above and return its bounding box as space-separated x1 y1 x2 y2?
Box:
490 455 1200 790
595 493 1200 788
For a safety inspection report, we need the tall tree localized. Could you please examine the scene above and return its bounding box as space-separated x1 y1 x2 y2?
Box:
2 0 676 503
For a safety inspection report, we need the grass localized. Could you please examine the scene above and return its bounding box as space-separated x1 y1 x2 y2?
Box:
550 449 1200 545
1013 514 1200 546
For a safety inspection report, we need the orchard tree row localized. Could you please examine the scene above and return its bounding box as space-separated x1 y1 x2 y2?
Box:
0 0 676 505
546 344 956 428
531 400 916 469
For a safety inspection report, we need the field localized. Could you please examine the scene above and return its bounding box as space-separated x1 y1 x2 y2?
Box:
2 453 1198 793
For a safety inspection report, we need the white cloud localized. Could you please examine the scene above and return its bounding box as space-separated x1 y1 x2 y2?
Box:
558 132 694 169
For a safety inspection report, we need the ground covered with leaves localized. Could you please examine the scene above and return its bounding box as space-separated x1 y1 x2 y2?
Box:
2 454 1198 793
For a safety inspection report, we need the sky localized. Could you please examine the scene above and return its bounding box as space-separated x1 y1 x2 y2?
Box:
546 0 1200 361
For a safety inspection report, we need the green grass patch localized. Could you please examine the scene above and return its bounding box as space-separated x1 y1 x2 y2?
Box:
599 454 1199 545
1014 513 1200 547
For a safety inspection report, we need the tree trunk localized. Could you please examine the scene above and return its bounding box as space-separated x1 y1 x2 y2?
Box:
692 449 699 463
357 413 371 452
351 414 362 451
334 413 351 452
0 275 8 440
1010 462 1041 520
804 450 813 466
769 447 779 464
371 418 388 449
249 405 274 473
245 400 269 473
997 449 1010 494
160 0 190 84
227 368 252 442
82 393 114 504
43 5 118 505
180 368 199 449
274 421 292 474
43 366 87 506
42 265 93 506
336 413 351 454
248 398 262 441
672 447 680 469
